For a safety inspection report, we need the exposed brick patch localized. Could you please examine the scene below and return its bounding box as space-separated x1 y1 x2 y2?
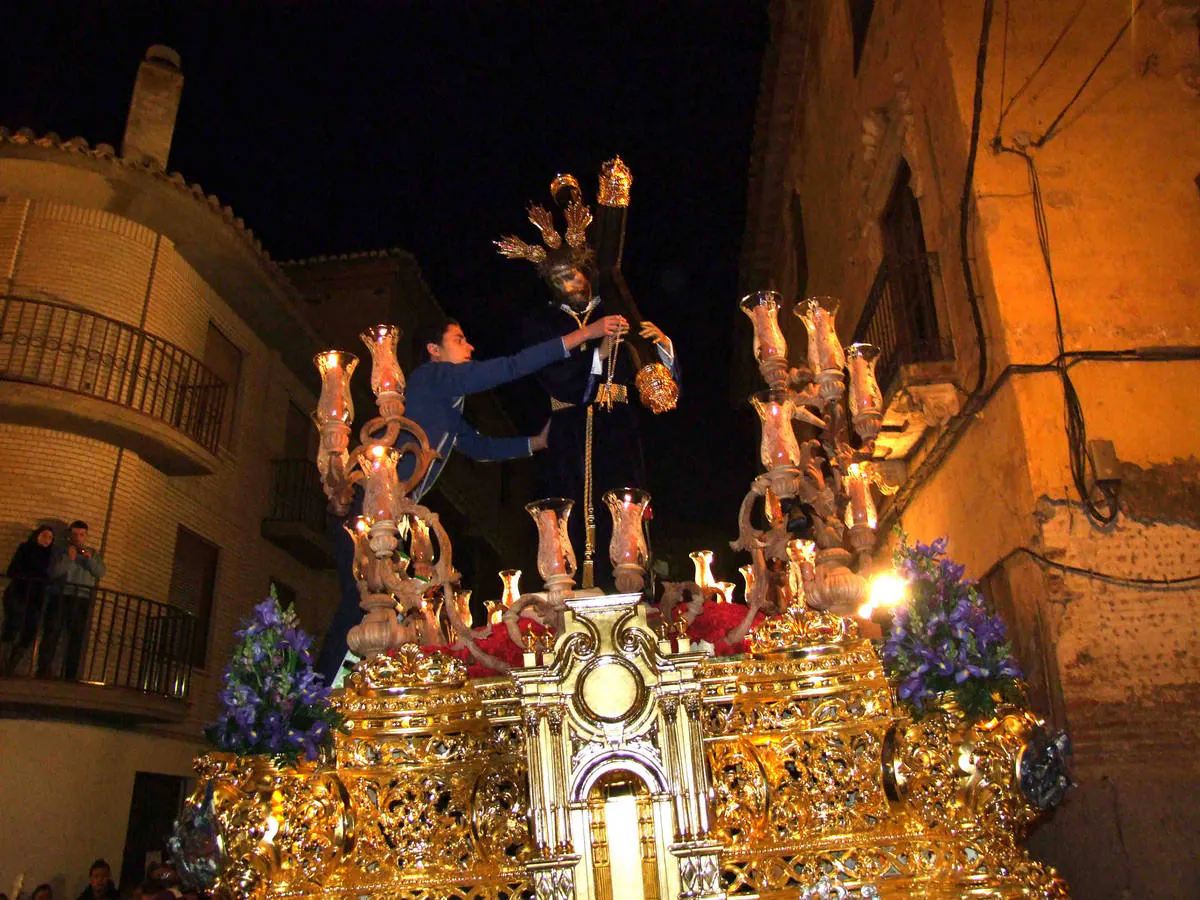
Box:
1118 457 1200 528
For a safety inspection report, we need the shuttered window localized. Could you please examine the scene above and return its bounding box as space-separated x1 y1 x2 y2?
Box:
168 525 219 667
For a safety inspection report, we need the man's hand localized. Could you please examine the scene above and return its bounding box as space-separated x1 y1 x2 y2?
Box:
563 315 627 352
66 545 78 560
530 420 551 452
639 320 670 345
586 315 627 341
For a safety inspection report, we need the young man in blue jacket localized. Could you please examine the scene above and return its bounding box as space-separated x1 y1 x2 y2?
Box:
403 314 627 499
316 313 625 683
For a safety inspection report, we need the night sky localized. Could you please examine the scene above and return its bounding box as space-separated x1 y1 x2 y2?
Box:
3 1 768 572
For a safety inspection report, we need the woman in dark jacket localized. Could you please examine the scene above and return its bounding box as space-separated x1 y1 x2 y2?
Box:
3 525 55 674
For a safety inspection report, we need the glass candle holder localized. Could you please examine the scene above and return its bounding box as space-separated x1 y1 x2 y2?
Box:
845 343 883 441
406 514 435 580
486 599 504 626
526 498 577 581
343 515 373 578
499 569 522 608
740 290 788 368
739 563 756 598
362 445 401 522
797 296 845 374
313 350 358 426
842 463 878 530
690 550 716 588
603 488 651 569
360 324 405 398
751 389 802 469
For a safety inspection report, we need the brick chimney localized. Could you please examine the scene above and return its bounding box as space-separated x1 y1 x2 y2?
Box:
121 45 183 169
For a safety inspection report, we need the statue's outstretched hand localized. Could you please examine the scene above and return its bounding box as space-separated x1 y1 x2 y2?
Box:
639 321 670 345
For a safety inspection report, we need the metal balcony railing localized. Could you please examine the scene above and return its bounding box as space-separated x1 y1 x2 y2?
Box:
852 253 953 393
1 577 195 701
265 458 328 535
0 295 228 453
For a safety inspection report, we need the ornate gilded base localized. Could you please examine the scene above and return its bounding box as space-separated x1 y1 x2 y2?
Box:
178 604 1067 900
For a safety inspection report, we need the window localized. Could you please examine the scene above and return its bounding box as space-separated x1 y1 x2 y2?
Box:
880 160 938 349
204 323 242 447
849 0 876 74
854 160 946 391
168 525 219 667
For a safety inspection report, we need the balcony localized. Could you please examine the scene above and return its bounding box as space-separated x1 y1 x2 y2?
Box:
0 577 195 722
0 295 227 475
852 253 962 460
261 458 335 569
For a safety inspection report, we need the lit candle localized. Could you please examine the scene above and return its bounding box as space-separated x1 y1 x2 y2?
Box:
499 569 522 608
362 445 401 522
797 297 845 374
526 498 577 580
407 514 435 579
845 343 883 441
690 550 716 588
313 350 358 426
360 325 405 398
604 488 651 567
739 291 788 363
843 463 878 529
751 390 802 469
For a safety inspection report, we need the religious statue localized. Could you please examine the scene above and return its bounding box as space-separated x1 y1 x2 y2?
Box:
497 158 680 588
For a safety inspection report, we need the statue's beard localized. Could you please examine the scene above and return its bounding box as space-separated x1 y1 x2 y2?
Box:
557 286 593 310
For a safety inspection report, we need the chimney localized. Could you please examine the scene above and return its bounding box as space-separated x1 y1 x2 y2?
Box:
122 45 183 169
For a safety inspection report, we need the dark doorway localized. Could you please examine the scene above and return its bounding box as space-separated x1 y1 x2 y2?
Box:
118 771 188 893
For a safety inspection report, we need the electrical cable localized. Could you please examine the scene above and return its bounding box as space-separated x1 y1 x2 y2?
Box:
1032 0 1144 148
997 0 1088 133
960 0 996 400
998 545 1200 589
997 142 1118 524
876 347 1200 534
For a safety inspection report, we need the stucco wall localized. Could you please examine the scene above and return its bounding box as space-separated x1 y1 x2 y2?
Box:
0 719 201 900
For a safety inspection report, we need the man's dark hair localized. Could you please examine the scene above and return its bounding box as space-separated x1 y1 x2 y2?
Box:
32 886 52 900
69 520 88 532
88 860 110 875
413 318 460 360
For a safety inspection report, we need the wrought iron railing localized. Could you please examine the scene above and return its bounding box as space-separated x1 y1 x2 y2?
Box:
265 458 328 535
852 253 953 393
0 295 228 453
0 577 194 701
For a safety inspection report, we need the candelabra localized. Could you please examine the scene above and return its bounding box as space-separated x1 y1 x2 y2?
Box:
734 291 893 616
312 325 477 658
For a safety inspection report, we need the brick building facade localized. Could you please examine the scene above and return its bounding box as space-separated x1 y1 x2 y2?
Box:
0 48 336 895
742 2 1200 896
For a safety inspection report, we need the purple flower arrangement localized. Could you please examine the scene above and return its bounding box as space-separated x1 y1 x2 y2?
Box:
881 535 1024 720
204 594 342 763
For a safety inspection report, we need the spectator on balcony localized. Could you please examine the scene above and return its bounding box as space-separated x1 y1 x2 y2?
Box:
2 525 55 675
74 860 118 900
38 520 105 679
